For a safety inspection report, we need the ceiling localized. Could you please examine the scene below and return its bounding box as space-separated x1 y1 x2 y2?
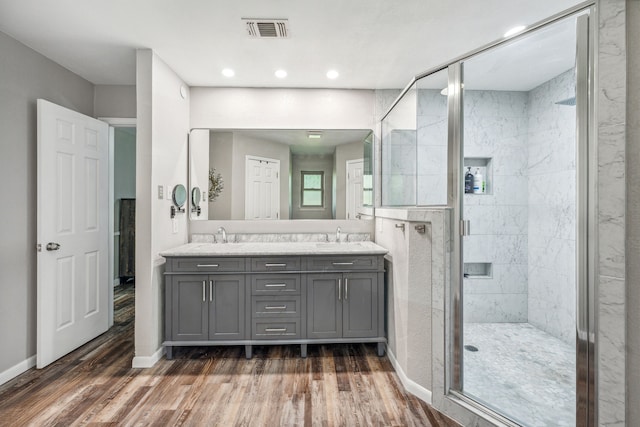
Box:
0 0 582 89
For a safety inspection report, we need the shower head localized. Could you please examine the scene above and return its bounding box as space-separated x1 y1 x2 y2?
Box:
555 97 576 106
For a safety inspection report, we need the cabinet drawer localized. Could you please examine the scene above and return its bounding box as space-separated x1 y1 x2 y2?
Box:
305 256 381 271
169 257 246 272
251 275 300 295
251 257 301 272
252 319 301 339
253 296 301 317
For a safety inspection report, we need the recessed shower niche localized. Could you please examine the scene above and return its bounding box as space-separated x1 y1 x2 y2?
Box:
463 157 492 195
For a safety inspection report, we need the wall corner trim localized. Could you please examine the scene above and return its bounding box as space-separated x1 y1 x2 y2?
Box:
386 348 433 404
131 346 165 369
0 355 36 387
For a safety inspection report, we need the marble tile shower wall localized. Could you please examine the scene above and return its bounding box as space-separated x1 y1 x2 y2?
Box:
417 89 448 206
382 129 416 206
463 90 530 323
526 70 576 345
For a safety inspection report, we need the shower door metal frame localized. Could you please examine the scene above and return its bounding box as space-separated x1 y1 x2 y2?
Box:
447 6 596 426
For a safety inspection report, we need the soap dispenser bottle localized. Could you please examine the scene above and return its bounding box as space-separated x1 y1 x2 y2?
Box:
464 167 474 194
473 168 484 194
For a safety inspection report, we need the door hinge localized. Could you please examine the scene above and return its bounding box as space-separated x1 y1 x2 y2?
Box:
37 243 42 252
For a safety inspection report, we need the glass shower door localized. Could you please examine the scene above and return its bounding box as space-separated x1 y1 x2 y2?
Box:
456 12 589 426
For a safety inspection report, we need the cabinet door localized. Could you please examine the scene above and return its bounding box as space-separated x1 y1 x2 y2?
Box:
306 273 342 339
171 275 208 341
209 275 246 340
342 273 378 338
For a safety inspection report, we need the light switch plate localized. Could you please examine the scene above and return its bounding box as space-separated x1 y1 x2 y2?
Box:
157 185 164 199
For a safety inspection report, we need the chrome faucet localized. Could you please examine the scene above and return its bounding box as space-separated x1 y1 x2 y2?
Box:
217 226 227 243
336 226 341 243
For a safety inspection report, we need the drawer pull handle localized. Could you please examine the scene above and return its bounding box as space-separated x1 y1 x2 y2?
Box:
332 262 354 266
265 328 287 332
265 263 287 267
265 283 287 288
210 280 213 302
264 306 287 310
345 278 348 300
197 264 219 268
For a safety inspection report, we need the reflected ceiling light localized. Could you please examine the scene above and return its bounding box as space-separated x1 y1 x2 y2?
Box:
275 69 288 78
326 70 339 79
504 25 526 37
221 68 235 77
307 131 322 139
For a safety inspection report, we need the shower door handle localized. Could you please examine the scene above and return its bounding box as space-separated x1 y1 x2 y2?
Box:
460 220 471 236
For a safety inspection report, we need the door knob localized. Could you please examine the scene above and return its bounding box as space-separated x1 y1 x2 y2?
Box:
46 242 61 251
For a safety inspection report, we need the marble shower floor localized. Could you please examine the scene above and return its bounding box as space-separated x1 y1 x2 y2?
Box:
463 322 575 427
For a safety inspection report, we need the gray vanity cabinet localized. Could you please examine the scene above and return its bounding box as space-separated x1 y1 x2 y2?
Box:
163 251 386 359
169 274 245 342
306 272 378 340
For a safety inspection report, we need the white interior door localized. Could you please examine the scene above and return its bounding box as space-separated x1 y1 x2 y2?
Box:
346 159 364 219
245 156 280 220
37 99 109 368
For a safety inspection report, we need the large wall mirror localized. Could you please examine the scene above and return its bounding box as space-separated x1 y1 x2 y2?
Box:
189 129 373 220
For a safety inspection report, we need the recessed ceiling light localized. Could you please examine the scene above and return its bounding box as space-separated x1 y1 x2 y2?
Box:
504 25 526 38
222 68 235 77
326 70 339 79
275 69 288 78
307 131 322 139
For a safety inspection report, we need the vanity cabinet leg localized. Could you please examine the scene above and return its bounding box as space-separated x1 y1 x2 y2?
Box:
377 342 385 357
245 345 252 359
301 344 307 358
165 346 173 360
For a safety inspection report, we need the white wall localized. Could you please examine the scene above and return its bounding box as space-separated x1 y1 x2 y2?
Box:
134 49 190 365
0 30 95 382
191 88 375 130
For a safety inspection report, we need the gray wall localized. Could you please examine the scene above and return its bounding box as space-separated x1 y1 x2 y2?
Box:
209 132 233 220
94 85 136 118
114 128 136 281
0 30 94 377
627 0 640 424
291 154 334 219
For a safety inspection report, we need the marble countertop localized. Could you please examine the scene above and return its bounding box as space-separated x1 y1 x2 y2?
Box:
160 241 388 257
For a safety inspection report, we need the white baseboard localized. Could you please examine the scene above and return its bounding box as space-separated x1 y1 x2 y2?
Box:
0 355 36 386
131 346 165 368
386 348 433 404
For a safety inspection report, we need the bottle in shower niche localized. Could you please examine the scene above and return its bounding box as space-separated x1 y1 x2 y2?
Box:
473 168 485 194
464 167 474 194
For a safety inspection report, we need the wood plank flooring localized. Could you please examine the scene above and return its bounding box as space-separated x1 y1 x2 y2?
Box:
0 283 459 426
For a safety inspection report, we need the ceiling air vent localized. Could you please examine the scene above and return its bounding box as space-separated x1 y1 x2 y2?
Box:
242 19 289 38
